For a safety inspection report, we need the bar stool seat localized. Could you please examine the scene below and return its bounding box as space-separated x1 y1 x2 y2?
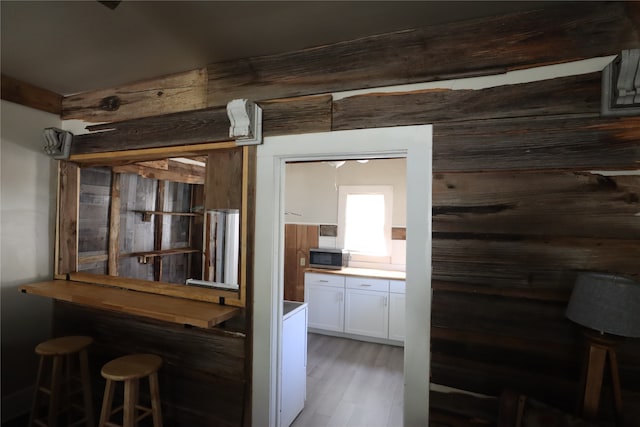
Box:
29 335 94 427
99 354 163 427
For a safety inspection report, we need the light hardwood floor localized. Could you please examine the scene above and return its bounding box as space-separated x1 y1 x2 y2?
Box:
291 333 404 427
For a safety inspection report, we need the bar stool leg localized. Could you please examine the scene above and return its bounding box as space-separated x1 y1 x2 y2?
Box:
123 379 138 427
28 356 45 427
149 372 163 427
98 379 115 427
48 355 63 427
78 349 94 427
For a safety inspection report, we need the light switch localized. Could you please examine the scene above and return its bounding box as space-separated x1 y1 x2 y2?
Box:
300 258 306 266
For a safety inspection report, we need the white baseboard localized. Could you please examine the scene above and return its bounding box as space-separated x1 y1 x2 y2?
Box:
1 385 32 422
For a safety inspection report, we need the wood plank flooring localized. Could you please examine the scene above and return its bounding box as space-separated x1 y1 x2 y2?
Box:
291 333 404 427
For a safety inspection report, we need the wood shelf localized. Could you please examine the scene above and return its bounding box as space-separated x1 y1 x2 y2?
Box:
133 210 202 222
19 280 239 328
120 248 201 264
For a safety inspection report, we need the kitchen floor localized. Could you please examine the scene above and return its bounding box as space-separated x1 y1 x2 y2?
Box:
291 333 404 427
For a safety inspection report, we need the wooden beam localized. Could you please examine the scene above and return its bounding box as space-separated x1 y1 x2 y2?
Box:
153 180 165 282
62 68 207 123
433 115 640 172
108 172 120 276
333 72 601 130
112 164 205 185
70 95 331 156
207 2 638 106
1 74 62 115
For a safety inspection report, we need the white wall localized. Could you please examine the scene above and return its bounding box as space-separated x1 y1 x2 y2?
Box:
285 158 406 226
1 100 59 421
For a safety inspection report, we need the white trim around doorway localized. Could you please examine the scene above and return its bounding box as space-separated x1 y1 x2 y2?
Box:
253 125 433 427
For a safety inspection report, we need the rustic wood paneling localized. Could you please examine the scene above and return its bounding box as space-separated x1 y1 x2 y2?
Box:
261 95 332 136
206 148 243 210
333 72 602 129
433 171 640 240
207 2 638 106
433 115 640 172
432 235 640 287
53 301 246 427
1 74 62 115
62 68 208 122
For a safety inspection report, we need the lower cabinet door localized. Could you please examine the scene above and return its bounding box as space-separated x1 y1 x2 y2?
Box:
388 292 406 341
306 284 344 332
345 288 389 338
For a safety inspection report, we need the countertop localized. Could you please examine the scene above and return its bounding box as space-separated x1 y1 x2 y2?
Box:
305 267 405 280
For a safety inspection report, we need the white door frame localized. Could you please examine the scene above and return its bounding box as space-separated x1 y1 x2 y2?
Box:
253 125 433 426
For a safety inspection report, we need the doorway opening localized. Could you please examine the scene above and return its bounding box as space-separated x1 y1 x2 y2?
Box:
253 125 433 427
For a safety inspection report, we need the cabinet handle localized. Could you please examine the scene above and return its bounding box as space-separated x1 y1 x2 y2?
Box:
319 280 329 283
359 284 371 287
384 296 388 307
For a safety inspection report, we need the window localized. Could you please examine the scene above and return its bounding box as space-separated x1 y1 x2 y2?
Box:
338 185 393 263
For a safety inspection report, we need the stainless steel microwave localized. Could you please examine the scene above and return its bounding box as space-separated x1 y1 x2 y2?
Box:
309 248 349 270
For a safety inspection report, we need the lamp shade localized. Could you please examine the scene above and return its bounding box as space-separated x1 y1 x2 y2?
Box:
566 272 640 338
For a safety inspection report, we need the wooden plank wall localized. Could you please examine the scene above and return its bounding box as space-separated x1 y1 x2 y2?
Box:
51 3 640 426
52 302 246 427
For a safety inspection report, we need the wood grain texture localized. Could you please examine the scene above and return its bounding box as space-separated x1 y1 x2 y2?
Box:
284 224 319 302
333 72 601 130
433 172 640 240
1 74 62 114
58 162 80 275
52 301 246 427
62 68 208 122
108 172 120 276
70 107 230 156
205 148 243 210
112 161 205 184
432 235 640 287
260 95 332 136
207 2 638 106
19 280 240 328
433 115 640 172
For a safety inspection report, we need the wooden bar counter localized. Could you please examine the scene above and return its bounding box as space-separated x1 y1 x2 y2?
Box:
19 280 239 328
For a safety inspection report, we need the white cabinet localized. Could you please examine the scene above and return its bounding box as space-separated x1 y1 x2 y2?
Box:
281 301 308 427
305 271 405 344
388 280 406 341
304 273 345 332
345 277 389 338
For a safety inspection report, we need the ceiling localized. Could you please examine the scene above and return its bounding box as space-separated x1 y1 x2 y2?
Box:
2 1 568 97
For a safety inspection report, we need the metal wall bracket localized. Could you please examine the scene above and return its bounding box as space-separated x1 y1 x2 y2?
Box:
226 99 263 145
602 49 640 117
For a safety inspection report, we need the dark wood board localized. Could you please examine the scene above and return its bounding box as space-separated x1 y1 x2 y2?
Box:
207 2 638 106
432 235 640 287
433 172 640 240
57 162 80 275
433 115 640 172
333 72 601 130
1 74 62 115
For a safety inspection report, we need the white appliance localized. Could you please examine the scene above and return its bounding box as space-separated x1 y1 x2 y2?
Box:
280 301 308 427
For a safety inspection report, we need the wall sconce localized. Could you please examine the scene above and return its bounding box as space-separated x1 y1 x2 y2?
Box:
226 99 263 146
566 272 640 420
601 49 640 117
42 127 73 160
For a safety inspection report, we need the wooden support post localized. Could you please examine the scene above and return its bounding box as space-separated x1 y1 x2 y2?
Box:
108 172 121 276
154 181 165 282
57 162 80 277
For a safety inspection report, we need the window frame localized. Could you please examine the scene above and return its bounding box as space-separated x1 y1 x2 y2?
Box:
337 185 393 264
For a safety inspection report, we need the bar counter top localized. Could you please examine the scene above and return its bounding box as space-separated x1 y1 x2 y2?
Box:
19 280 240 328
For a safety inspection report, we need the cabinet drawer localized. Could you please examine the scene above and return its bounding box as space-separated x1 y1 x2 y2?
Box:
346 277 389 292
389 280 406 294
305 272 345 287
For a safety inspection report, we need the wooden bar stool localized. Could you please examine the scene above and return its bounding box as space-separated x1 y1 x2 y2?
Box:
98 354 163 427
29 335 94 427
